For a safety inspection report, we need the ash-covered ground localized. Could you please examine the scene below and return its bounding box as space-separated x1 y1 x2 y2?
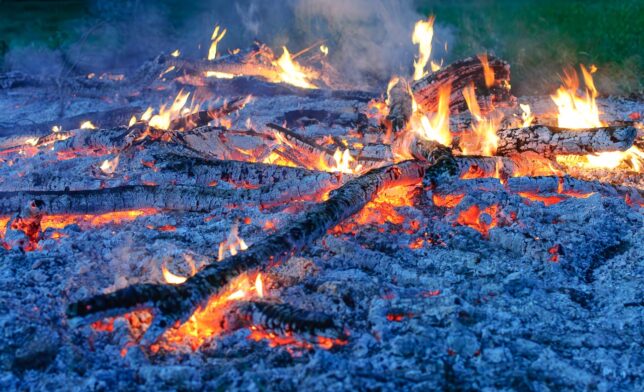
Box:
0 67 642 392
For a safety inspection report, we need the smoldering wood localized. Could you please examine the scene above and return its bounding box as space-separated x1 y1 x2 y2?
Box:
266 123 385 170
66 160 426 344
411 55 515 114
386 79 413 132
0 107 140 140
0 185 246 215
168 96 250 131
496 125 637 157
505 176 643 202
226 301 347 342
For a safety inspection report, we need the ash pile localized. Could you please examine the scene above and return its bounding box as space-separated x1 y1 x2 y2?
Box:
0 19 642 392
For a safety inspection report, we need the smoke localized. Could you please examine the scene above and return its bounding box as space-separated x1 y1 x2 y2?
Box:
1 0 453 88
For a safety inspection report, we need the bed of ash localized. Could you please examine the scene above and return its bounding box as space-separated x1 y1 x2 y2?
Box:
0 70 643 391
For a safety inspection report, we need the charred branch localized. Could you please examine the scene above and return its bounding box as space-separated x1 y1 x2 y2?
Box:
496 125 637 157
386 79 413 132
66 160 425 344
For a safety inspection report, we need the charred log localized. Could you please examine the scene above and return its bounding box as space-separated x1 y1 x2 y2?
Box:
386 79 413 132
168 96 250 131
225 301 347 343
496 125 637 157
411 55 514 114
66 160 425 344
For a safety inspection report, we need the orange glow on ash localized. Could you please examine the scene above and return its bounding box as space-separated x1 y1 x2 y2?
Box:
432 193 465 208
247 326 347 351
39 209 158 231
455 204 498 237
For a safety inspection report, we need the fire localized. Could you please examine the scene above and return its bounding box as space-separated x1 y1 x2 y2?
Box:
520 103 534 127
478 54 495 88
255 273 264 298
461 83 501 156
204 71 237 79
160 272 266 351
274 47 318 89
162 257 197 285
551 65 642 171
171 49 180 57
432 193 465 208
80 121 96 130
328 148 361 174
455 204 498 237
319 45 329 56
247 326 346 352
208 25 227 61
143 90 191 130
218 223 249 261
412 16 436 81
411 84 452 147
551 65 603 129
99 155 120 175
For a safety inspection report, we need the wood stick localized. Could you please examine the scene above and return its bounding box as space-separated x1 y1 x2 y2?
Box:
66 161 425 344
496 125 637 157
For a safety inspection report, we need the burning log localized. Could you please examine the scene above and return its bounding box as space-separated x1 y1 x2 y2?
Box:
168 96 250 131
505 176 643 203
66 160 425 344
496 125 637 157
411 55 514 114
266 123 385 171
225 301 348 347
386 78 414 132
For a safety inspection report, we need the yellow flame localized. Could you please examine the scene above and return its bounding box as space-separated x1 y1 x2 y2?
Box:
99 155 120 175
128 116 137 127
412 83 451 147
204 71 237 79
551 65 604 129
255 273 264 298
461 83 501 156
80 121 96 129
24 137 39 146
320 45 329 56
412 16 436 81
148 90 191 130
520 104 534 127
218 223 249 261
52 125 62 133
171 49 180 57
208 25 227 61
161 256 197 285
274 47 317 89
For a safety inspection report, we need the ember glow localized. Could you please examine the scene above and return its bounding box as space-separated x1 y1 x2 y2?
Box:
162 257 197 285
455 204 498 237
412 16 436 81
40 209 158 231
80 121 96 130
99 155 120 175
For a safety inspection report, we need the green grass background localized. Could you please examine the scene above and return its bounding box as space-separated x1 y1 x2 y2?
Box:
1 0 642 95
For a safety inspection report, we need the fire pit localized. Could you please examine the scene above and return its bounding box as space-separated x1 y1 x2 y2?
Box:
0 3 642 390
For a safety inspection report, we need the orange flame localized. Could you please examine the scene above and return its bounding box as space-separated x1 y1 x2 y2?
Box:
273 47 318 89
551 65 603 129
461 83 501 156
99 155 120 175
411 83 452 147
147 90 192 130
478 54 495 88
208 25 227 61
162 256 197 285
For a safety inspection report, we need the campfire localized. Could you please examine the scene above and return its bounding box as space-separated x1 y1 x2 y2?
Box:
1 4 642 390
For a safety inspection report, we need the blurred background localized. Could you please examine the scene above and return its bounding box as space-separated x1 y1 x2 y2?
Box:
0 0 641 95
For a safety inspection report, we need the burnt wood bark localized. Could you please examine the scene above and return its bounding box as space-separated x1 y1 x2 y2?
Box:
496 125 637 157
386 79 414 132
226 301 347 342
66 160 425 344
168 96 250 131
411 55 514 114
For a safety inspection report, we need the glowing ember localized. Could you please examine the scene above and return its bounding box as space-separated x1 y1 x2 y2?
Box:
247 326 346 352
274 47 317 89
455 205 498 237
461 83 502 156
40 209 158 231
208 25 227 61
319 45 329 56
218 223 249 261
99 155 120 175
160 272 266 351
432 193 465 208
80 121 96 129
551 65 603 129
204 71 237 79
412 16 436 81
